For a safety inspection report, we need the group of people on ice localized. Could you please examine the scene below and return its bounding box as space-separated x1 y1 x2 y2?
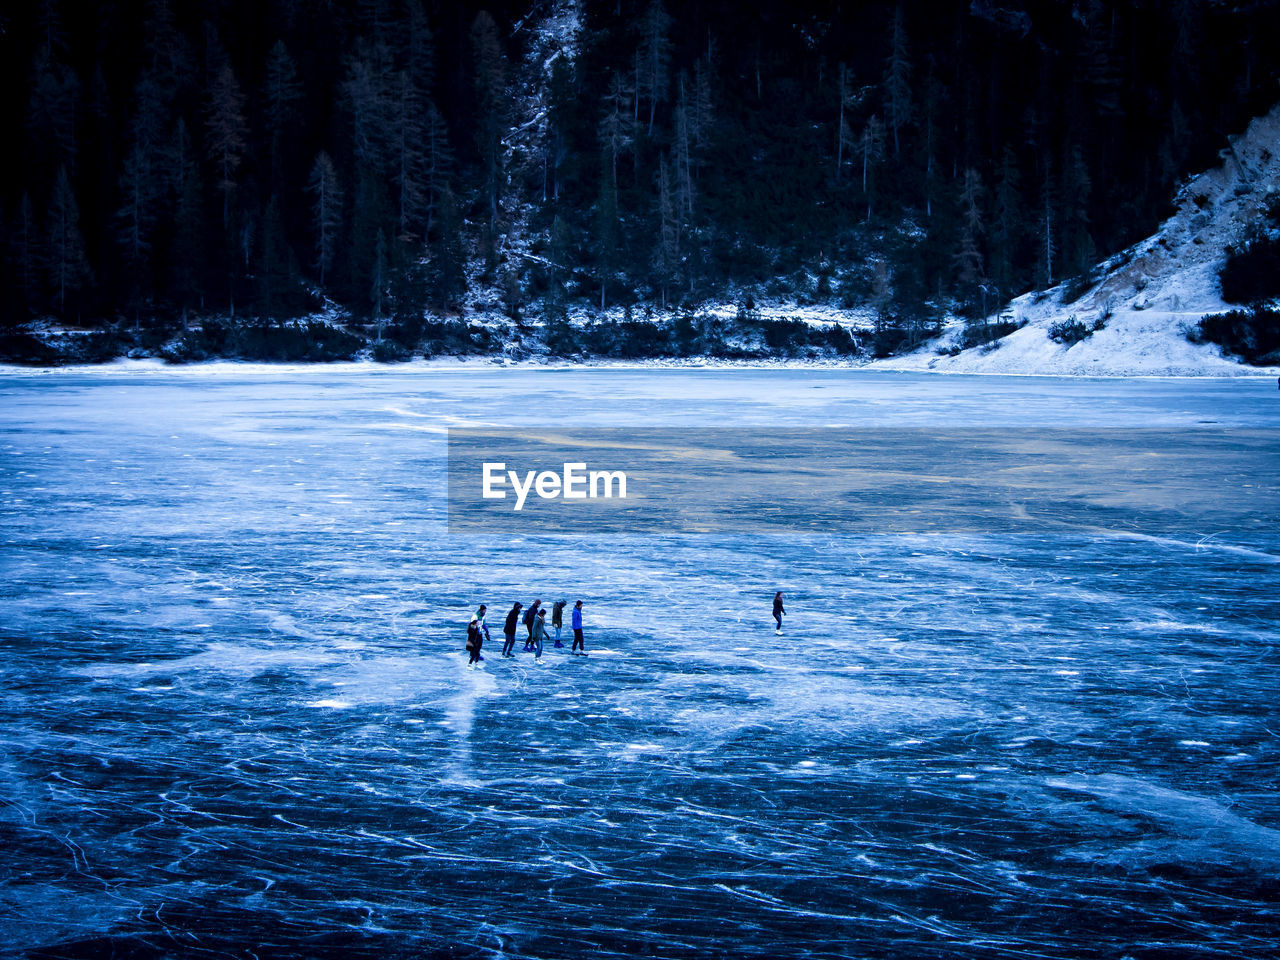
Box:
466 598 585 666
464 591 784 668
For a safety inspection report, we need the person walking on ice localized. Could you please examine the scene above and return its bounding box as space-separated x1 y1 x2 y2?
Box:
773 591 785 635
552 600 566 648
474 604 491 645
531 607 550 662
466 617 485 667
502 602 522 658
523 599 541 651
571 600 586 655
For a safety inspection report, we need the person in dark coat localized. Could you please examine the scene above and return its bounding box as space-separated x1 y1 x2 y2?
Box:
552 600 567 647
523 599 541 651
571 600 586 655
773 591 785 635
466 618 484 666
531 607 550 661
503 602 522 658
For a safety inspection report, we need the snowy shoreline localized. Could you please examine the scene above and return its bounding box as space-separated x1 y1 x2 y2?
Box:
0 354 1275 379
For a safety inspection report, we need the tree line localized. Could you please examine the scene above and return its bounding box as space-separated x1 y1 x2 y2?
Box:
5 0 1279 352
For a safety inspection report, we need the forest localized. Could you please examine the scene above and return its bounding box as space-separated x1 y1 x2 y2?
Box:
5 0 1280 361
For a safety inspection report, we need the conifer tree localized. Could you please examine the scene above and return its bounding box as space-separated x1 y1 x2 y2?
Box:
170 118 204 321
599 73 633 197
1061 144 1094 277
47 166 90 317
656 154 678 308
115 144 155 279
991 146 1022 303
954 167 986 316
861 115 885 221
264 41 302 189
14 193 40 315
431 186 466 310
472 11 507 271
884 4 912 157
308 151 343 287
424 101 454 234
638 0 672 136
24 5 80 176
206 63 248 229
1038 159 1057 289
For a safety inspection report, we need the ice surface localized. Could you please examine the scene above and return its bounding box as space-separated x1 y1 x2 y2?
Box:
1 368 1278 958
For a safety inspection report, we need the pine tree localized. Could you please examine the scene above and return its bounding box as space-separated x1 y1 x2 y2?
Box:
205 63 248 229
1061 144 1094 277
884 4 912 157
431 186 466 310
673 85 694 219
546 56 575 204
115 144 155 274
835 64 863 181
1037 159 1056 289
130 0 188 196
861 115 885 221
170 118 204 321
345 52 389 171
599 72 633 197
638 0 672 136
472 11 507 271
655 154 678 308
594 158 619 311
692 53 714 150
308 151 343 287
371 227 388 337
991 145 1022 304
954 167 986 317
258 194 292 320
393 66 430 238
47 166 91 317
264 41 302 189
424 100 454 233
24 6 80 175
407 0 435 95
15 193 40 315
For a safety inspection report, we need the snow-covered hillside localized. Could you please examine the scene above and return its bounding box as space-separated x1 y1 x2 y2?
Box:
877 105 1280 377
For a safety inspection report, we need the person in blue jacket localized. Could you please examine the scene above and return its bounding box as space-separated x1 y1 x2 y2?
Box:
571 600 586 655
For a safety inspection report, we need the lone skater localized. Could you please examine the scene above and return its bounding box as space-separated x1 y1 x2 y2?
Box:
531 607 549 662
466 617 484 666
552 600 566 647
503 602 522 658
571 600 586 655
773 591 785 635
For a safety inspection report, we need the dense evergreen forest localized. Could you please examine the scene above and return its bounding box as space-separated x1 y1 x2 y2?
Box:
5 0 1280 361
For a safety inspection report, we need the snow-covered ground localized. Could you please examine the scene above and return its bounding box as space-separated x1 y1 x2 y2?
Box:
2 367 1278 957
878 105 1280 377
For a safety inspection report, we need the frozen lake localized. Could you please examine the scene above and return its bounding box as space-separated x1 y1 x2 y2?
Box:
2 364 1279 959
